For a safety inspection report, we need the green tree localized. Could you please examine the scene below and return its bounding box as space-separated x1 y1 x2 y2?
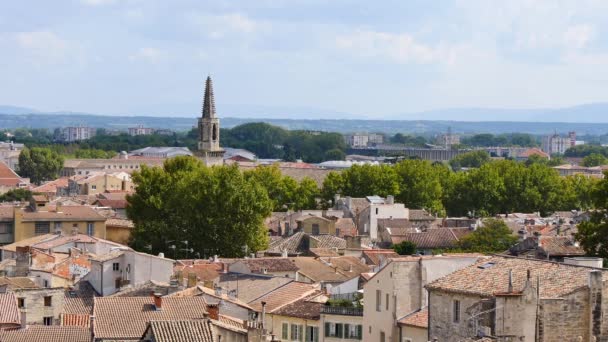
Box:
324 148 346 161
294 177 320 210
18 147 64 185
582 153 608 167
244 165 298 211
127 157 272 257
575 171 608 258
457 219 518 253
394 160 444 214
0 188 36 202
393 240 417 255
449 150 490 170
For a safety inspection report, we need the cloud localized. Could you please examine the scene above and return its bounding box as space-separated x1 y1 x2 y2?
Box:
13 31 69 63
335 29 458 65
563 24 594 49
80 0 118 6
186 12 267 40
129 47 165 63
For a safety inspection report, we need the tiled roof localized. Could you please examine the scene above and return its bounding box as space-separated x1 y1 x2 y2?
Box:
398 307 428 328
233 258 299 273
390 228 472 249
61 314 90 327
0 292 19 325
0 326 90 342
265 232 346 255
248 282 318 313
290 257 370 283
32 234 100 250
20 205 106 221
0 234 57 253
309 248 340 257
273 292 325 320
217 273 293 303
198 286 254 310
349 198 370 214
426 255 608 298
361 250 401 266
93 296 208 339
409 209 436 221
143 320 215 342
0 206 14 220
175 262 223 283
89 250 125 262
378 218 413 230
32 178 69 194
63 281 98 315
106 217 134 228
218 314 247 331
0 161 23 187
0 276 38 290
538 236 585 256
335 218 356 237
95 199 128 209
519 148 550 159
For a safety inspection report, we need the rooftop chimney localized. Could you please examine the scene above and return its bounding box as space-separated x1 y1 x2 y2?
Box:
281 249 288 258
153 293 162 310
386 195 394 205
207 303 219 320
20 309 27 330
507 269 513 293
187 272 197 288
89 315 95 341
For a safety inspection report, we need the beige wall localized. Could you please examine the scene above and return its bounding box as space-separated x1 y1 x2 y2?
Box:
399 325 427 342
14 217 106 243
267 313 320 342
13 288 64 326
300 216 335 235
320 313 363 341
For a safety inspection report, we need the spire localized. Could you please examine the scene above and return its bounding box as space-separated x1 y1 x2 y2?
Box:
202 76 216 119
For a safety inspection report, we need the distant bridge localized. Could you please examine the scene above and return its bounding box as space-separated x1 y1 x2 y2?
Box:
349 145 472 162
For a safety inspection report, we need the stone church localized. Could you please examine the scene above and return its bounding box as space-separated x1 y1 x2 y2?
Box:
196 76 225 166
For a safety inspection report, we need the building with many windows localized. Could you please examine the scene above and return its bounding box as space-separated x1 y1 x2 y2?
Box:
541 131 576 155
59 126 96 142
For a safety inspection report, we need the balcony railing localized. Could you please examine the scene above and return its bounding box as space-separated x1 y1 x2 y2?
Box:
320 306 363 316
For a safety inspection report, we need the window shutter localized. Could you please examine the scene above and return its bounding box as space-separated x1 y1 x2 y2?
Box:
291 324 297 340
314 327 319 342
344 324 350 338
282 323 288 339
299 325 304 341
325 323 330 337
357 325 363 340
336 323 343 338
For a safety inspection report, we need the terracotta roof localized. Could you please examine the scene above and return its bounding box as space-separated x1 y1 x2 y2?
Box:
361 250 401 265
266 232 346 255
106 217 134 228
63 281 98 315
0 326 90 342
31 178 69 194
409 209 436 221
143 320 215 342
175 262 223 283
426 255 608 298
32 234 100 250
398 307 428 328
348 198 370 214
390 228 472 249
309 248 340 257
218 314 247 331
95 199 128 209
197 286 254 310
538 236 585 256
519 148 549 159
61 314 90 327
232 258 299 273
93 296 208 339
335 218 356 237
0 292 19 325
0 161 23 187
248 282 318 313
0 234 57 253
0 277 38 290
273 292 325 320
378 218 413 230
19 205 106 221
290 257 370 283
217 273 293 303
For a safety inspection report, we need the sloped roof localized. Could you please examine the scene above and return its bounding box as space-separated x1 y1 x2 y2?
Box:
266 232 347 256
232 258 299 273
0 326 90 342
20 205 106 221
390 228 472 249
0 161 23 187
248 282 318 313
32 178 69 194
0 234 57 253
290 257 370 283
0 276 38 290
217 273 293 303
409 209 436 221
63 281 98 315
273 292 325 320
335 218 356 237
398 307 428 328
143 320 215 342
538 236 585 256
93 296 208 339
426 255 608 298
175 262 223 283
361 250 401 266
0 292 19 325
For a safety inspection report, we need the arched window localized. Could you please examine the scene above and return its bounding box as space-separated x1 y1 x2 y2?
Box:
212 124 218 141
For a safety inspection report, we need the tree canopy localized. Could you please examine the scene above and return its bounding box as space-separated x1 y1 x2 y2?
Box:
393 241 417 255
18 147 64 185
575 171 608 259
582 153 608 167
127 157 273 257
449 150 490 170
456 219 518 253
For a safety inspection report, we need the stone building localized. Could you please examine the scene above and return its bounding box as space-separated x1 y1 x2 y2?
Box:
197 76 225 166
541 131 576 155
13 287 65 326
426 255 608 342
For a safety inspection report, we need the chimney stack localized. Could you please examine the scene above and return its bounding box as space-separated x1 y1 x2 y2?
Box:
153 293 162 310
187 272 197 288
207 303 219 320
20 309 27 330
508 269 513 293
386 195 394 205
89 315 95 341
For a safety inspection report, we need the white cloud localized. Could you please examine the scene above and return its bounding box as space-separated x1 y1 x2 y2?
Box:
335 30 459 65
129 47 165 63
13 31 69 63
80 0 117 6
186 12 267 40
563 24 594 49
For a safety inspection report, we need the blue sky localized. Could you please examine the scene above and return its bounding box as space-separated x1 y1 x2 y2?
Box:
2 0 608 119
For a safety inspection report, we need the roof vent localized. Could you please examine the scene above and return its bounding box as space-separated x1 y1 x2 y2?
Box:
477 262 495 269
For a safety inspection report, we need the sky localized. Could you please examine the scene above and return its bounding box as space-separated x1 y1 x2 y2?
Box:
2 0 608 119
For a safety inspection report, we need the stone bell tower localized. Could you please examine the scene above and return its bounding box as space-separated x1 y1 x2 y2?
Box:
197 76 224 165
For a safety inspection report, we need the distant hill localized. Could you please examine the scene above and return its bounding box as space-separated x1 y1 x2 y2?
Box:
0 105 39 115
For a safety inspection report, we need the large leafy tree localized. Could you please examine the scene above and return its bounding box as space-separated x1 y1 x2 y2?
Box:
582 153 608 167
18 147 64 185
449 150 490 170
394 160 445 214
127 157 273 257
575 171 608 258
457 219 518 253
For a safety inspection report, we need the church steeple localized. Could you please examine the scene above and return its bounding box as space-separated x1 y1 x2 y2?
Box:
197 75 224 165
201 76 216 119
